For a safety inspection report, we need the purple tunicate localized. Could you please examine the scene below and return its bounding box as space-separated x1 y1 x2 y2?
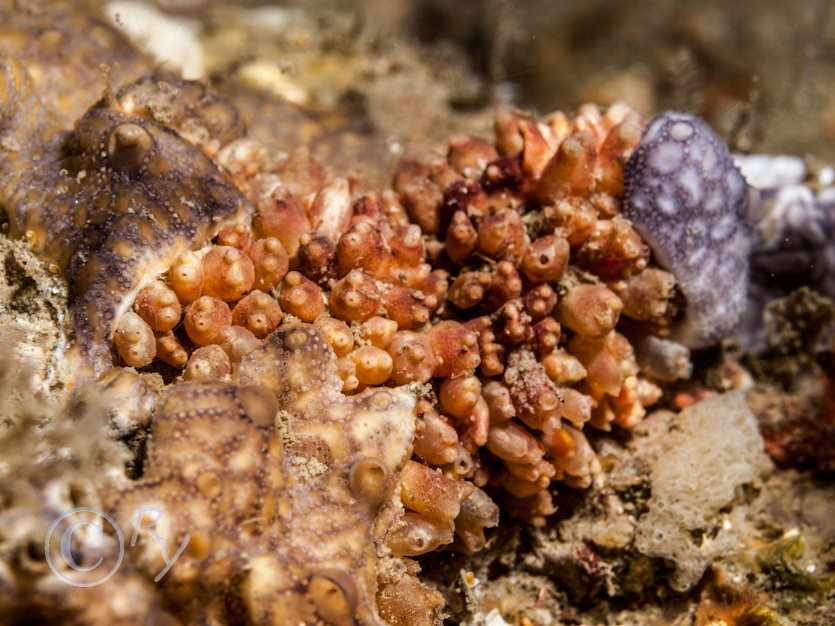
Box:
623 111 752 348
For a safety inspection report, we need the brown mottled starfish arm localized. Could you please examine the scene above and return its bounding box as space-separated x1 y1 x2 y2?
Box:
1 58 250 375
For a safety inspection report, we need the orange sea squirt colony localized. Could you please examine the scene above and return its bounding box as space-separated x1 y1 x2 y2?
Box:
116 100 671 529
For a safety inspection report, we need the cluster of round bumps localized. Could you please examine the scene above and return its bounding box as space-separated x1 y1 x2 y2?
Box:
115 102 675 530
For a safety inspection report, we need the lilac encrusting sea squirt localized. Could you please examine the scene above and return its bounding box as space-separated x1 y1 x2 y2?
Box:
623 111 752 348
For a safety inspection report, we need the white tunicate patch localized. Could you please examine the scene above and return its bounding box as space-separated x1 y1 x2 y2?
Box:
702 187 724 214
670 121 694 141
686 247 708 270
658 177 681 203
677 166 704 206
656 193 678 216
686 138 705 162
726 169 746 205
648 141 684 175
733 154 806 189
712 213 737 241
692 268 713 297
700 142 719 175
763 186 824 245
